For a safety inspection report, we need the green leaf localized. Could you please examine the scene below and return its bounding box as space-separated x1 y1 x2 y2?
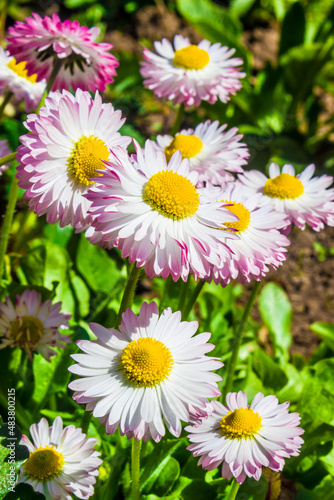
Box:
76 234 125 293
258 282 292 358
179 479 217 500
279 2 305 56
229 0 256 18
310 322 334 351
252 349 288 391
0 419 29 498
147 457 180 496
236 475 268 500
140 439 183 493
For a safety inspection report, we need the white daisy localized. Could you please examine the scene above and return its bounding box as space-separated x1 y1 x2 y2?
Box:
0 289 71 361
155 120 249 186
68 302 223 443
16 88 131 229
239 163 334 232
186 391 304 484
86 139 239 282
0 47 46 112
208 181 290 285
140 35 245 107
19 416 102 499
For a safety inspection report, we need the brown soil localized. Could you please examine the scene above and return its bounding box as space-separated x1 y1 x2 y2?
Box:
250 225 334 358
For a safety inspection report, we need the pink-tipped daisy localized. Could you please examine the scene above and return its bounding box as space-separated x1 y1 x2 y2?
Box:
69 302 223 443
0 47 46 112
186 391 304 484
86 139 239 282
6 12 118 92
239 163 334 232
155 120 249 186
0 289 71 361
140 35 245 107
208 182 290 285
0 139 12 176
19 416 102 499
16 89 131 229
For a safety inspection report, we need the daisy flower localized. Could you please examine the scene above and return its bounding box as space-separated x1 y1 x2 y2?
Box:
6 12 118 92
69 302 223 443
86 139 239 281
0 47 46 112
155 120 249 186
239 163 334 232
0 138 12 176
186 391 304 484
208 182 290 285
140 35 245 107
16 89 131 229
19 416 102 499
0 289 71 361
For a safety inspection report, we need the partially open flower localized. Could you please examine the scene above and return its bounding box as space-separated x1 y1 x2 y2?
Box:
0 138 12 176
19 416 102 499
0 289 71 361
6 13 118 92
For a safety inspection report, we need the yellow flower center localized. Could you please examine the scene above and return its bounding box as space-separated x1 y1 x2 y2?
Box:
67 135 109 186
222 201 251 232
173 45 210 70
220 407 262 440
7 58 38 83
24 445 64 482
263 173 304 199
143 170 200 219
10 315 44 347
164 134 203 163
120 337 174 387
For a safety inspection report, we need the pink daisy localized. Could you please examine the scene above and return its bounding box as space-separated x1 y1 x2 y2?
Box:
207 182 290 285
239 163 334 232
16 89 130 230
0 289 71 361
69 302 223 443
86 139 239 282
0 139 11 176
19 416 102 499
0 47 46 112
140 35 245 107
186 391 304 484
6 12 118 92
155 120 249 186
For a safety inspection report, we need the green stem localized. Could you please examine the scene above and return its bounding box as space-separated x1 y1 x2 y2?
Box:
80 410 92 434
0 153 16 168
0 174 19 285
36 58 63 112
182 279 205 320
177 278 190 311
227 478 240 500
131 438 141 500
114 263 142 328
223 281 262 398
170 103 185 136
0 91 13 120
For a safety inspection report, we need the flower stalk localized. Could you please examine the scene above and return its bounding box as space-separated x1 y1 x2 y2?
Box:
131 438 141 500
114 263 142 328
227 478 240 500
170 103 185 136
0 171 18 284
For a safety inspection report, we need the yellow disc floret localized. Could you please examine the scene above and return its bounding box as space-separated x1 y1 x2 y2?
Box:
24 445 64 482
173 45 210 70
220 407 262 440
68 135 109 186
7 58 38 83
222 200 251 232
164 134 203 163
263 173 304 199
144 170 200 219
120 337 174 387
10 315 44 346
